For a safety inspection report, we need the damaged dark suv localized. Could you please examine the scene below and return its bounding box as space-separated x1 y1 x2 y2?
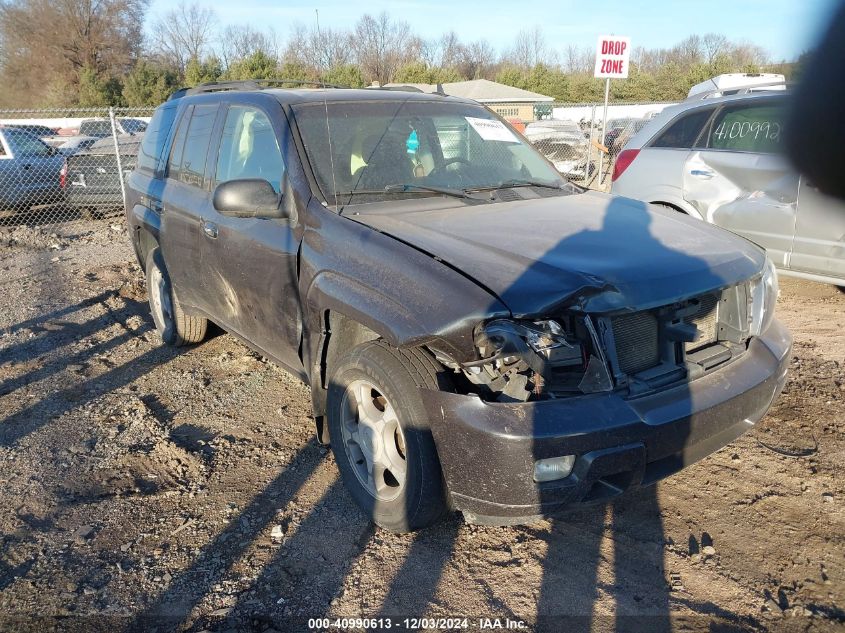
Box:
125 81 791 532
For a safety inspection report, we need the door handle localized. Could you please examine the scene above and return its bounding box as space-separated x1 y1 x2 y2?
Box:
149 199 163 214
690 169 715 179
201 220 218 239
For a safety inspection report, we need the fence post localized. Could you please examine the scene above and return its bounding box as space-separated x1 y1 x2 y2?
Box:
597 78 610 186
586 104 596 187
108 107 127 213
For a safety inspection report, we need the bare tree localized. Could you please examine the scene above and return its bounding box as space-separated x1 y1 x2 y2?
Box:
674 35 703 67
150 2 216 73
702 33 729 65
0 0 147 106
563 45 593 74
284 23 353 71
220 24 279 69
729 41 770 69
507 26 557 69
352 12 418 84
457 39 496 79
437 31 462 68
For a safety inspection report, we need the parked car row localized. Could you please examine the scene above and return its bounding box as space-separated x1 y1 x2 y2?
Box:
0 124 138 220
0 126 65 212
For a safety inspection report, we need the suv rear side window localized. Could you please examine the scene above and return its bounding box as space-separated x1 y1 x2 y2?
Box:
138 105 178 173
178 104 217 187
706 102 785 153
167 107 191 180
215 105 284 193
651 108 713 148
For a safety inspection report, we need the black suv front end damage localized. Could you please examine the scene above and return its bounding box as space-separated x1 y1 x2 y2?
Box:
424 308 790 524
348 191 791 525
424 318 789 524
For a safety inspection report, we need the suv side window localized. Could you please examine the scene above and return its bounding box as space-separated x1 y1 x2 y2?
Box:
706 101 785 153
167 106 191 181
651 108 713 149
215 105 284 193
178 104 217 187
138 104 179 173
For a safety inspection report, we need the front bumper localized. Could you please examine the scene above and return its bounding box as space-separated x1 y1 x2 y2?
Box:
424 319 791 525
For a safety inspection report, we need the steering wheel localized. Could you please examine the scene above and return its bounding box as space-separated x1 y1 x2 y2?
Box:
429 156 472 180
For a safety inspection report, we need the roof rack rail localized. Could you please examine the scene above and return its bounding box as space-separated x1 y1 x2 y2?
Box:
684 81 789 101
371 84 424 93
169 78 350 100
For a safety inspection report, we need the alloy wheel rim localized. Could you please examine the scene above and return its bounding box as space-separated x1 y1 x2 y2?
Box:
149 265 173 331
340 379 407 502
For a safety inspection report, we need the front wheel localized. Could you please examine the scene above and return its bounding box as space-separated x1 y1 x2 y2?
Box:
327 341 449 532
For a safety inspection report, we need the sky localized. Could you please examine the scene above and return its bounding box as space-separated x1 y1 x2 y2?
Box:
147 0 840 63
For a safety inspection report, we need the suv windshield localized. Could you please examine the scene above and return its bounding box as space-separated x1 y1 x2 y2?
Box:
292 99 568 205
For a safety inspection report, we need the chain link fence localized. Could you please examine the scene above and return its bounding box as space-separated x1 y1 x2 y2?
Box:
524 100 677 190
0 107 154 227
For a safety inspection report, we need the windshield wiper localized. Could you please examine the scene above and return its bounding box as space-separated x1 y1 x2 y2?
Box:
466 179 565 192
383 183 473 199
331 184 472 200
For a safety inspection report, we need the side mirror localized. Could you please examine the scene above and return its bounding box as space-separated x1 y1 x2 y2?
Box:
212 179 286 219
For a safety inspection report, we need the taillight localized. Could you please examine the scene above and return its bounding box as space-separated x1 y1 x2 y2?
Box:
59 160 67 189
612 149 640 182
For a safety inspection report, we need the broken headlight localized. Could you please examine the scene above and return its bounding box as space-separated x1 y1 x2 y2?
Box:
461 318 613 402
749 256 778 337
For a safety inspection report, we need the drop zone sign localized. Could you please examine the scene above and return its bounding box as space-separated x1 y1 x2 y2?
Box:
594 35 631 79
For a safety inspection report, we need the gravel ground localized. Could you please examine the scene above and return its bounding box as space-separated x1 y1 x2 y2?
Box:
0 219 843 633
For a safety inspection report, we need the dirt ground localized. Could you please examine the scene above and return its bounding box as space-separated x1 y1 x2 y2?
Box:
0 219 843 633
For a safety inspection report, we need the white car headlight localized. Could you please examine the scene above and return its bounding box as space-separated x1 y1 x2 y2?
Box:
749 256 778 337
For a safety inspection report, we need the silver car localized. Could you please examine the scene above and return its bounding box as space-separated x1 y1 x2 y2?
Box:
523 119 590 178
610 92 845 288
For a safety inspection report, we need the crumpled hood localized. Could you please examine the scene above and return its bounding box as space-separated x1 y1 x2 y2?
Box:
352 191 766 315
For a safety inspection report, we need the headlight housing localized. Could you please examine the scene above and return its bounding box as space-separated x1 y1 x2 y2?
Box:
749 256 778 337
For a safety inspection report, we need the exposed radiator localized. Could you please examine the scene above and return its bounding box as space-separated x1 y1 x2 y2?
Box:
684 294 719 352
611 311 660 374
611 292 722 376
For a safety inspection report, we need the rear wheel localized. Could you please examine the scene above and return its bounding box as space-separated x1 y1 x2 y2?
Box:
145 248 207 346
327 341 448 532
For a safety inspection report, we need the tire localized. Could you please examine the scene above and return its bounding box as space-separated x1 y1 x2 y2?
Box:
327 340 449 532
145 248 207 346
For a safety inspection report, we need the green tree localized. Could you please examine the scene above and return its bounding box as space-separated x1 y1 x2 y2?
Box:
122 60 180 106
522 64 567 100
394 61 433 83
322 64 365 87
277 60 315 84
613 66 657 101
562 74 603 102
77 66 123 106
223 50 279 80
495 65 526 90
185 55 222 86
430 66 464 83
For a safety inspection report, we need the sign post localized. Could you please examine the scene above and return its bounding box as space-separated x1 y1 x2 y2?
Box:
594 35 630 184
